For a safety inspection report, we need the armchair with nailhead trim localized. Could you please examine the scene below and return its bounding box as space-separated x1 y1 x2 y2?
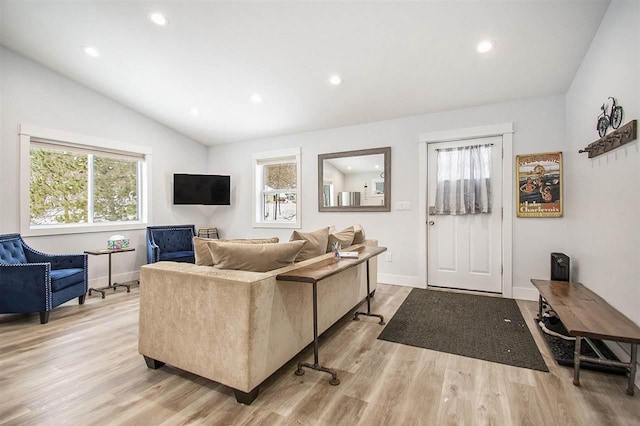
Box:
0 233 88 324
146 225 196 264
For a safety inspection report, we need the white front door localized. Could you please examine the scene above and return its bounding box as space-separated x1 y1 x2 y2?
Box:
427 137 503 293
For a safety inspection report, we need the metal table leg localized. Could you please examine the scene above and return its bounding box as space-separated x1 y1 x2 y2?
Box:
294 281 340 385
105 252 129 292
354 260 385 325
628 344 637 396
110 251 133 292
573 336 582 386
538 295 543 321
573 337 637 395
89 253 115 298
88 253 120 297
88 287 107 298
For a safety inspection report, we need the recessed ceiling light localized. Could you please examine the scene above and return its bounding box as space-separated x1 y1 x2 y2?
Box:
250 94 263 103
189 108 200 116
149 12 168 26
329 75 342 85
84 46 100 58
347 166 352 170
477 40 495 53
375 165 379 169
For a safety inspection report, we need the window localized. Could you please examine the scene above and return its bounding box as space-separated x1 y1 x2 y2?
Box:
253 148 301 228
20 125 151 236
371 178 385 196
434 144 492 215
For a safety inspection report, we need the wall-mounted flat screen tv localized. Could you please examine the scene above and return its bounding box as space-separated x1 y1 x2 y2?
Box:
173 174 231 205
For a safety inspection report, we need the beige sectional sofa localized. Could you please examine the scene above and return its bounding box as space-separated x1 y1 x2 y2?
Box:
138 240 378 404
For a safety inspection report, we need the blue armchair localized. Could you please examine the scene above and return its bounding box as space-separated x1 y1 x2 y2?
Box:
0 233 88 324
146 225 196 264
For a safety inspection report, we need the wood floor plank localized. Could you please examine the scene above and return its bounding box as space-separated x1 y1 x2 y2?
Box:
435 357 475 425
1 283 638 425
472 361 513 425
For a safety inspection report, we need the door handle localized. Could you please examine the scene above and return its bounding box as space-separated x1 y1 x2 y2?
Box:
428 221 435 225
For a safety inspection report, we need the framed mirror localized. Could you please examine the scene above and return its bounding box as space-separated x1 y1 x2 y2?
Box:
318 147 391 212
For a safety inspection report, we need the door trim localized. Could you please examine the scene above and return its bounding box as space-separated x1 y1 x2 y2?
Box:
418 123 514 297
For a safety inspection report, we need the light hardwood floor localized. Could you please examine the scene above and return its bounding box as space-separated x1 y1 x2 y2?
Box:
1 283 638 425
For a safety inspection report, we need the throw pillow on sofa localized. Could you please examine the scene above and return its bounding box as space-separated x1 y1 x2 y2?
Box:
206 240 305 272
326 226 355 252
353 224 366 244
194 236 279 266
289 227 330 262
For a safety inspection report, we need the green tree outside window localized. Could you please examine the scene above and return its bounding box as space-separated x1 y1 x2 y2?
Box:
30 147 140 225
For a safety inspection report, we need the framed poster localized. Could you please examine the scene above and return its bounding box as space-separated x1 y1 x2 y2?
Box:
516 152 563 218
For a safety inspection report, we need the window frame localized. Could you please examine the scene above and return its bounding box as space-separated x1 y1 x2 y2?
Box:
252 147 301 229
19 124 152 236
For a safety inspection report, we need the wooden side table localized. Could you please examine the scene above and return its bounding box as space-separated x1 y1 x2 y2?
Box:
85 248 137 298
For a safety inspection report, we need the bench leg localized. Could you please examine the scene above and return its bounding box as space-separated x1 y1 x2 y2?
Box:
573 336 581 386
538 295 543 320
628 344 637 396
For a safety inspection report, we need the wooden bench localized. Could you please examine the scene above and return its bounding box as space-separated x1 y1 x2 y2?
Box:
531 279 640 395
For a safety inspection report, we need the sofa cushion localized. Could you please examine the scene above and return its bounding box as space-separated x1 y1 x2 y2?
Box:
159 251 195 263
353 224 366 244
326 226 355 252
206 240 305 272
50 268 84 292
290 227 330 262
194 237 279 266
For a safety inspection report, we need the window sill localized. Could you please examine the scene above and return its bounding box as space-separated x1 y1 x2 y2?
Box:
22 222 148 237
253 221 301 230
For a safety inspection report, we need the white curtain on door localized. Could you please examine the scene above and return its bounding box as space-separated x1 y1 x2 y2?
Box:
434 144 492 215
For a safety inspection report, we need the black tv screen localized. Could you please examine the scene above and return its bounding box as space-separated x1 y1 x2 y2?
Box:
173 174 231 205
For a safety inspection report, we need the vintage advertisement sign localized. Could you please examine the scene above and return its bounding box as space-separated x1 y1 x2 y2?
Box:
516 152 563 218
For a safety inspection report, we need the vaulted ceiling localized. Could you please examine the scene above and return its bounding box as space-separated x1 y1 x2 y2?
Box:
0 1 610 145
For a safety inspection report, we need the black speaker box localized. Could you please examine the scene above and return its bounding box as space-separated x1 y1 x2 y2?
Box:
551 252 570 282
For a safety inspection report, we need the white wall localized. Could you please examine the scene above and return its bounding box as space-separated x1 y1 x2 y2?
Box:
0 47 211 286
208 94 567 297
565 0 639 325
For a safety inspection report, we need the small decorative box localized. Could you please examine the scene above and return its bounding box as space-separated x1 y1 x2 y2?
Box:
108 235 130 250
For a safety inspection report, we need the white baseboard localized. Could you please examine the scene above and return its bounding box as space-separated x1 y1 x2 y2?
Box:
378 273 425 288
379 279 542 300
511 286 539 301
88 270 140 288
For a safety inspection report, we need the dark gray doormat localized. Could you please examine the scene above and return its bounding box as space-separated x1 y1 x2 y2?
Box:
377 289 548 372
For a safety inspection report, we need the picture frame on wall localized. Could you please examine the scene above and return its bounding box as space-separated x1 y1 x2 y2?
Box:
516 152 563 218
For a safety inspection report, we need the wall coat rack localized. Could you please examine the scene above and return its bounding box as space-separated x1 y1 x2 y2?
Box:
579 119 637 159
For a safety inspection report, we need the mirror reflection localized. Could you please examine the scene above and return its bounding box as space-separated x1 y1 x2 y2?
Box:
318 147 390 212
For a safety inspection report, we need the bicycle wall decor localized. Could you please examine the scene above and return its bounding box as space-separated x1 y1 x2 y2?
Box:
596 97 624 138
579 97 636 159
